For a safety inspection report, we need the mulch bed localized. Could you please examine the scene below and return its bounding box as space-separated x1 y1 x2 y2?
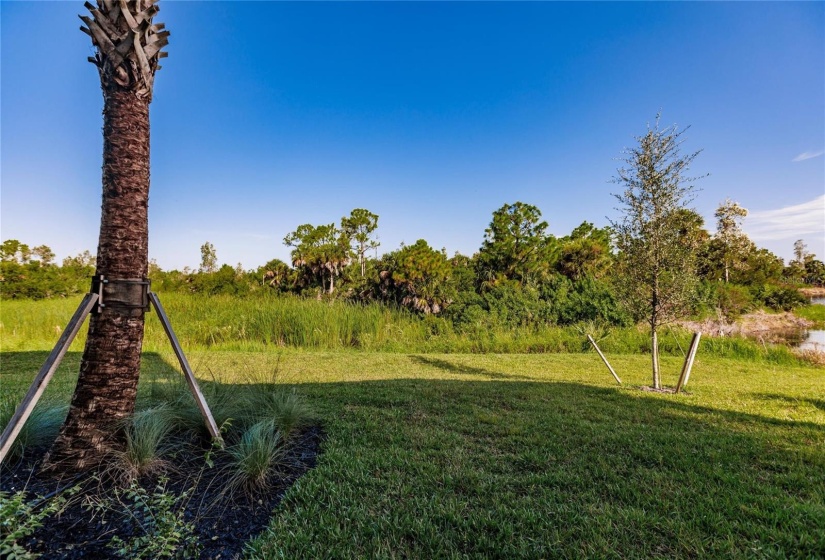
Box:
639 386 684 394
1 426 324 559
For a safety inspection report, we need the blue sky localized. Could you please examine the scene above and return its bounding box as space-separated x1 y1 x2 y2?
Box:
2 1 823 270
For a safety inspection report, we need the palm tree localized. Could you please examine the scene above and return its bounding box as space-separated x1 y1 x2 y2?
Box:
47 0 169 471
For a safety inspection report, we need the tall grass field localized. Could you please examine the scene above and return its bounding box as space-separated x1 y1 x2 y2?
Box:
0 293 808 363
2 295 823 558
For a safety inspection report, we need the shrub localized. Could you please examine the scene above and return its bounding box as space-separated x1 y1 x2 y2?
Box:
565 277 631 326
714 282 755 319
484 282 550 328
752 284 807 311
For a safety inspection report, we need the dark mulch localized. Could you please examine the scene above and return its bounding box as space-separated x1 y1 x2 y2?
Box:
1 426 324 559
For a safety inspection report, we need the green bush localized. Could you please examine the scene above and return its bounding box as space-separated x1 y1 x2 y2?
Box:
565 277 631 326
752 283 808 311
713 282 755 319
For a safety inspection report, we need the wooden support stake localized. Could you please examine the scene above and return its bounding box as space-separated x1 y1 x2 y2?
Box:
148 292 223 446
675 332 701 393
587 335 622 385
0 293 99 465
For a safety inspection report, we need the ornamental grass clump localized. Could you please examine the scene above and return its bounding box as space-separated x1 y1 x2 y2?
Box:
226 420 285 492
0 397 67 462
168 375 243 441
245 389 316 441
111 405 176 481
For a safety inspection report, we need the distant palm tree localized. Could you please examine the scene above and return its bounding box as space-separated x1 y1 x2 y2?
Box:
48 0 169 471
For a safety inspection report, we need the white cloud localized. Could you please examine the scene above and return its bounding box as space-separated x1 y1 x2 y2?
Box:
744 195 825 241
792 150 824 162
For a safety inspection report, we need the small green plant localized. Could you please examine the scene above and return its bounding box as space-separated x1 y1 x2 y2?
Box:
1 488 73 559
108 478 200 559
227 420 285 491
110 405 175 480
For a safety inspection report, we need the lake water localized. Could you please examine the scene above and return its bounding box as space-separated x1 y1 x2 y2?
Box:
800 297 824 352
799 330 825 352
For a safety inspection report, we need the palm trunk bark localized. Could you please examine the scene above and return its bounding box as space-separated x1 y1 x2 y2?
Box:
44 0 168 472
48 90 150 470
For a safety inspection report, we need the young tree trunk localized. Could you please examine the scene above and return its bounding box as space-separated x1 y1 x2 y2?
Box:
47 90 150 470
651 329 660 389
651 277 661 389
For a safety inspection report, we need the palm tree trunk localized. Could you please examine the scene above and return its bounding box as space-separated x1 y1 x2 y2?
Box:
47 89 150 470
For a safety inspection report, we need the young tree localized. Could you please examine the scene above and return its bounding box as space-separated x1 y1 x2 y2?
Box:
785 239 809 283
341 209 379 277
714 199 749 283
610 116 705 389
259 258 292 290
477 202 555 287
49 1 169 470
793 239 807 263
803 255 825 286
199 242 218 273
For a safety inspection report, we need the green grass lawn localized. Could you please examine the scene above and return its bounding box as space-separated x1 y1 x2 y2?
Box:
796 303 825 328
2 348 823 558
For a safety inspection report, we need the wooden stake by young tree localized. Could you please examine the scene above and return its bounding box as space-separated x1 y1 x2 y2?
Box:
586 335 622 385
47 0 169 471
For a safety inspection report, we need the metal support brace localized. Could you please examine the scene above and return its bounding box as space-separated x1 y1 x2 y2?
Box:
0 293 99 464
148 292 223 446
0 285 225 466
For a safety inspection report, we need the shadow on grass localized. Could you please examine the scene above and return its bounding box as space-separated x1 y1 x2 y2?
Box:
4 351 824 557
239 380 824 558
751 392 825 413
1 351 188 403
408 354 534 381
4 351 823 434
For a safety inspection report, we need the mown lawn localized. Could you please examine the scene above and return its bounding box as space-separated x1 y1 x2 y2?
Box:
2 349 823 558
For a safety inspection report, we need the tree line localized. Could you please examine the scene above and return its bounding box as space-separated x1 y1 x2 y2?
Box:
3 201 819 321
